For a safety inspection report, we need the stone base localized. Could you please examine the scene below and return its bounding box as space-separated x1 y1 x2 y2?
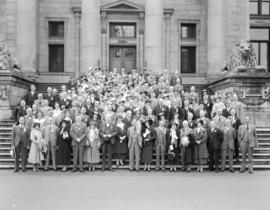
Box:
207 72 270 127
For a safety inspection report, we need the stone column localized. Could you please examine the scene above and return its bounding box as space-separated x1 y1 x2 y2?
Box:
81 0 101 73
16 0 37 73
145 0 163 74
72 8 81 78
207 0 227 75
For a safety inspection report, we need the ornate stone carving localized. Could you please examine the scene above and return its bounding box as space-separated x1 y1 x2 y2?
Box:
0 85 8 101
223 40 257 73
0 41 21 71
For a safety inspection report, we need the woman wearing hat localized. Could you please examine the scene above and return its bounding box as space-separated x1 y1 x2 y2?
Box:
57 120 72 172
141 119 156 171
28 123 45 172
114 116 128 167
84 121 100 171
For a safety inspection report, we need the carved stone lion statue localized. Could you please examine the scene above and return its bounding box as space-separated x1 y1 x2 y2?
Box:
226 40 257 72
0 41 21 70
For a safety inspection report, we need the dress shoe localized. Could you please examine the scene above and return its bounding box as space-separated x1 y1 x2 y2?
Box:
147 168 151 172
161 168 166 172
14 169 19 173
155 167 160 171
79 169 84 173
71 168 77 173
44 168 49 172
229 169 234 173
249 169 254 174
215 169 219 173
108 168 114 172
240 168 245 173
181 167 186 172
22 169 27 172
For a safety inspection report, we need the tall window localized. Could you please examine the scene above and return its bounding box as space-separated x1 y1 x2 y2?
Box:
48 21 65 72
250 0 270 16
250 27 270 71
180 23 197 73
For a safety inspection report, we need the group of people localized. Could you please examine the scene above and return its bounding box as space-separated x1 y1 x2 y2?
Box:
12 68 258 174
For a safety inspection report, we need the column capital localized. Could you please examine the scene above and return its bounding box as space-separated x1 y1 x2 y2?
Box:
163 8 174 18
72 7 81 17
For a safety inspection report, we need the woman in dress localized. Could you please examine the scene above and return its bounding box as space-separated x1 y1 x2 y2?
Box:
53 102 62 125
62 109 73 129
166 122 180 172
57 120 72 172
114 116 128 167
33 111 45 128
84 121 101 171
194 120 208 172
141 119 156 171
28 123 45 172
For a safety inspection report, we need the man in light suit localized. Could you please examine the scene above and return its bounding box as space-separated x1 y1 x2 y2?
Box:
70 115 88 172
221 119 236 172
212 108 226 130
155 120 167 171
127 118 142 171
238 116 258 174
42 117 59 171
11 117 30 172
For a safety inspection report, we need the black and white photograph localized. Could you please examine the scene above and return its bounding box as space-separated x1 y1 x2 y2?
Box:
0 0 270 210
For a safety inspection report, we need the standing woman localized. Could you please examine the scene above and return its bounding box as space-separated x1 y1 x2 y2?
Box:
194 120 208 172
57 120 72 172
141 119 156 171
166 122 180 172
114 116 128 167
28 123 45 172
84 121 101 171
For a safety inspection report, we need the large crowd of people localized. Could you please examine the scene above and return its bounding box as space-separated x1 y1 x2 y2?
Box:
12 68 258 174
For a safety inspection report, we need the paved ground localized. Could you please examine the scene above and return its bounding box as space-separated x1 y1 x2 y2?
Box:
0 170 270 210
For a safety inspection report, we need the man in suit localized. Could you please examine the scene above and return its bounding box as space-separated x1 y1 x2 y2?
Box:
43 87 55 108
221 119 236 172
59 92 72 110
155 120 167 171
127 117 142 171
229 109 241 161
231 94 243 121
24 84 38 107
153 98 169 121
11 117 30 172
15 100 27 122
70 115 88 172
24 107 34 130
238 116 258 174
42 117 59 171
99 114 117 171
212 108 226 130
207 121 223 172
196 110 210 129
34 93 45 110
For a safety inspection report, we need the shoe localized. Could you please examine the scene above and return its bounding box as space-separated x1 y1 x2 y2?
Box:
22 169 26 172
44 168 49 172
79 169 84 173
53 168 57 172
62 167 67 172
215 169 219 173
119 161 124 166
129 168 134 172
173 167 177 172
200 167 203 172
249 169 254 174
221 169 225 172
170 168 173 172
102 167 106 171
14 169 19 173
147 168 151 172
155 167 160 171
161 168 166 172
143 168 147 171
229 169 234 173
186 168 191 173
92 166 95 171
197 167 200 172
181 167 186 172
108 168 114 172
72 168 77 173
136 169 140 172
240 169 245 173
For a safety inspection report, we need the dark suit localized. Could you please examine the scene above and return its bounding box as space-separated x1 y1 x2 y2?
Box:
70 123 87 171
59 98 72 109
230 116 241 159
207 127 223 171
99 122 117 170
24 91 38 106
11 125 30 171
153 105 169 121
44 93 56 108
16 106 27 122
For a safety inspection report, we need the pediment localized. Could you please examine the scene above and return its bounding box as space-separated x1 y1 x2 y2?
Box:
101 0 144 11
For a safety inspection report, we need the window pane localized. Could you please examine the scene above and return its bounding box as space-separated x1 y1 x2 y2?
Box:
250 1 259 15
49 45 64 72
181 24 196 40
181 46 196 73
49 22 64 37
260 42 268 67
262 1 270 15
250 28 269 40
252 42 259 64
110 23 136 38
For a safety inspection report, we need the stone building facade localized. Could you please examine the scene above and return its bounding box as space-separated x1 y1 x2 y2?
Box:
0 0 266 85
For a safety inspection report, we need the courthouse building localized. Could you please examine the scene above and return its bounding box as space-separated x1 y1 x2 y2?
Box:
0 0 269 85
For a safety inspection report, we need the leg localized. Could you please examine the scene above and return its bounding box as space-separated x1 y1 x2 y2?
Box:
72 144 79 170
234 136 239 160
228 149 234 171
51 146 57 170
181 147 186 170
101 143 107 170
213 149 220 171
45 144 51 170
129 144 135 170
20 145 28 171
155 146 161 170
107 144 113 170
240 144 247 172
14 144 22 171
79 145 85 171
248 147 254 173
221 149 226 171
135 144 141 170
161 146 165 171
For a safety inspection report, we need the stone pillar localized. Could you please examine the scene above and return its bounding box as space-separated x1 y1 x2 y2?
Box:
81 0 101 73
16 0 37 73
72 8 81 78
207 0 227 75
145 0 163 74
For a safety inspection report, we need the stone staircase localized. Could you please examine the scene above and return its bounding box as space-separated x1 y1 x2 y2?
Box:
0 119 270 170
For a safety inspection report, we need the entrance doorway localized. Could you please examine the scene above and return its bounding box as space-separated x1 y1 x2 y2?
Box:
109 46 136 73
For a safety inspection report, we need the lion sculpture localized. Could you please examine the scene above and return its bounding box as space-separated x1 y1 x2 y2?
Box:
0 41 20 70
227 40 257 72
